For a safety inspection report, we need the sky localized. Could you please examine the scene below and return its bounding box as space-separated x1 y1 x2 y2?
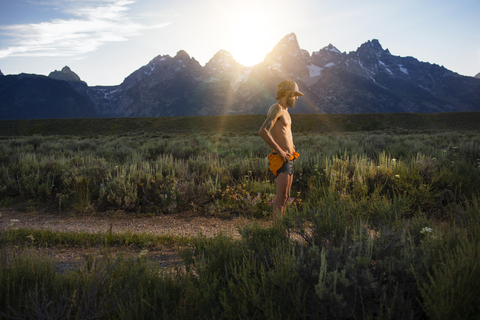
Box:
0 0 479 86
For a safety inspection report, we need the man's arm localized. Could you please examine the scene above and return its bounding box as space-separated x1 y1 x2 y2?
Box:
258 105 290 160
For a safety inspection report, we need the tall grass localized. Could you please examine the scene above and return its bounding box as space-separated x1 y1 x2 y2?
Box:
1 129 479 319
1 131 478 219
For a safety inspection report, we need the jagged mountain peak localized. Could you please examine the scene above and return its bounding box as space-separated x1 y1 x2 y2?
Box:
311 44 345 68
0 69 3 76
275 32 301 52
205 50 243 74
280 32 298 43
213 49 234 59
173 50 203 70
207 50 237 66
48 66 83 83
260 32 311 81
475 72 480 79
324 44 342 54
356 39 390 56
150 54 171 65
174 50 191 61
265 32 305 62
359 39 383 51
314 43 344 58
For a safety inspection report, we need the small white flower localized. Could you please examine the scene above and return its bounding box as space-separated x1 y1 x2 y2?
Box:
421 227 432 233
395 175 400 178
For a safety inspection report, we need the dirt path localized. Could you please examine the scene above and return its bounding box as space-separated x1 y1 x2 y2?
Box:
0 208 271 272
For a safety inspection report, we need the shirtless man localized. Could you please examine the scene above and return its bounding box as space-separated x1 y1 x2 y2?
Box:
258 80 303 223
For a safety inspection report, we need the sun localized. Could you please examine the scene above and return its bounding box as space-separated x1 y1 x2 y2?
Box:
229 22 274 67
217 2 278 67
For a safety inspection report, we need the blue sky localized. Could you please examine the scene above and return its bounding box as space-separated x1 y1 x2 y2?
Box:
1 0 479 86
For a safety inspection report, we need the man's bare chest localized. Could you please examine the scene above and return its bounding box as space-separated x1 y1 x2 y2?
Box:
277 111 292 128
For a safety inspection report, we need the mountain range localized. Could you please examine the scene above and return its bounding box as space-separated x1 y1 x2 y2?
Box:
1 33 480 120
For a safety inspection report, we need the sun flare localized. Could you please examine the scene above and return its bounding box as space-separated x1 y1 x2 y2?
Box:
229 23 273 67
216 1 278 67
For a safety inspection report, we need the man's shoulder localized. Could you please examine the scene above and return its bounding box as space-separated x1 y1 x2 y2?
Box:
267 103 281 115
269 102 280 109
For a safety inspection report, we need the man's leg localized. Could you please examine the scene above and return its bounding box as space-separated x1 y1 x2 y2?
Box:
286 173 293 204
273 172 291 224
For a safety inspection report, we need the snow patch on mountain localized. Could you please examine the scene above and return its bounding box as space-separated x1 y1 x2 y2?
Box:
307 64 322 77
143 64 156 76
96 87 122 99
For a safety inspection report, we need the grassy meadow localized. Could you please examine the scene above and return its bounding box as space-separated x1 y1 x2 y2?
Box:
1 113 480 319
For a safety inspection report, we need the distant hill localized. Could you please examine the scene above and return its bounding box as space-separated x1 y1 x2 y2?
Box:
0 73 99 120
1 33 480 119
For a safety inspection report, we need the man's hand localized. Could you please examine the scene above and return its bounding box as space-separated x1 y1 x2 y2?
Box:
279 150 291 162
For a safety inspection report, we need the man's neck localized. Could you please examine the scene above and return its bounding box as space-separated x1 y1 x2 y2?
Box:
278 100 288 110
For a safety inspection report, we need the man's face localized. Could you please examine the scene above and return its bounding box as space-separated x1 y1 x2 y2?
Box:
286 92 299 108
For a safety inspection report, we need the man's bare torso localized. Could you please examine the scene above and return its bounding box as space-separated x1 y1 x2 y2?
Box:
267 103 295 154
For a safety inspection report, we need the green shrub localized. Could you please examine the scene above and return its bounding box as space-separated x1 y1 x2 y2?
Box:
1 130 479 219
418 232 480 320
100 176 138 210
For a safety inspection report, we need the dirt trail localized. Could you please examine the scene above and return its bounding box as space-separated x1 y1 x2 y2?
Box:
0 208 269 272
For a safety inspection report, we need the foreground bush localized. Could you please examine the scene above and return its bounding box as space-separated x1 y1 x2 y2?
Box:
2 199 479 320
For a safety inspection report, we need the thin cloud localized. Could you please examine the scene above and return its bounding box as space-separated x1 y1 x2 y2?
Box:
0 0 171 59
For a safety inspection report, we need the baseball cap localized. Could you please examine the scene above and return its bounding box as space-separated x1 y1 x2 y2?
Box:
277 80 304 96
